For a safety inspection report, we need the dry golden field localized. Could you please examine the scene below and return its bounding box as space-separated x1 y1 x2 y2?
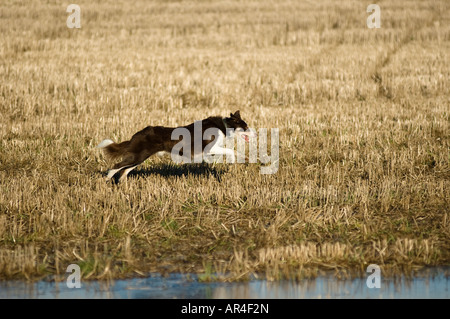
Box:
0 0 449 281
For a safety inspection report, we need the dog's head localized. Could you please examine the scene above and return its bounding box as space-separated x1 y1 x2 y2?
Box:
224 110 256 142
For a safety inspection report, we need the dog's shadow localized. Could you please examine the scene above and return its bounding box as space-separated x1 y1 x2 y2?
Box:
111 162 227 184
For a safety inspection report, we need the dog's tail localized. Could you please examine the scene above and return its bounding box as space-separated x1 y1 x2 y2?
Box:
97 139 130 160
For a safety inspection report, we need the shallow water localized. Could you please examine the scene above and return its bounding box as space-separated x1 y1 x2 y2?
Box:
0 268 448 299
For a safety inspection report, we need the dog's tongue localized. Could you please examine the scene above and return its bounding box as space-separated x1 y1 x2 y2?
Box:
242 134 249 143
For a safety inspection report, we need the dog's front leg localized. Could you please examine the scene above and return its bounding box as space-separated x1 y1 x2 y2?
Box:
206 147 236 164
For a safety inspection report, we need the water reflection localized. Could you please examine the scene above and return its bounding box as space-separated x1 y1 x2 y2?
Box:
0 268 448 299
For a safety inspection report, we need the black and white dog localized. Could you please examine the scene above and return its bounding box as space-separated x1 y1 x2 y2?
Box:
97 111 255 181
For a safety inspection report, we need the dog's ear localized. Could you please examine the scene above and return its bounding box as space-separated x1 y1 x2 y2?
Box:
231 110 241 119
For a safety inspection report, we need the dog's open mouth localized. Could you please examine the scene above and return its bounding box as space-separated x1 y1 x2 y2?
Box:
238 130 256 143
241 134 249 143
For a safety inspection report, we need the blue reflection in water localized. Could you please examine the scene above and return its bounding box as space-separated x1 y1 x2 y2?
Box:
0 268 448 299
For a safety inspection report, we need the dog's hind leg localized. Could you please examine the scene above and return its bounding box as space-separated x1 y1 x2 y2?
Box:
108 147 158 182
106 167 124 180
106 155 138 181
118 165 138 182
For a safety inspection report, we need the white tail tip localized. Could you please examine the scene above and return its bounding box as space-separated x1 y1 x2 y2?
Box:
97 139 114 149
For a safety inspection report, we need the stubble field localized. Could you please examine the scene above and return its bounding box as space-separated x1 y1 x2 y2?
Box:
0 0 449 281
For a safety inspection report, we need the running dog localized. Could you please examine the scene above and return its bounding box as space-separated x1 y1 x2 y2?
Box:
97 111 254 181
